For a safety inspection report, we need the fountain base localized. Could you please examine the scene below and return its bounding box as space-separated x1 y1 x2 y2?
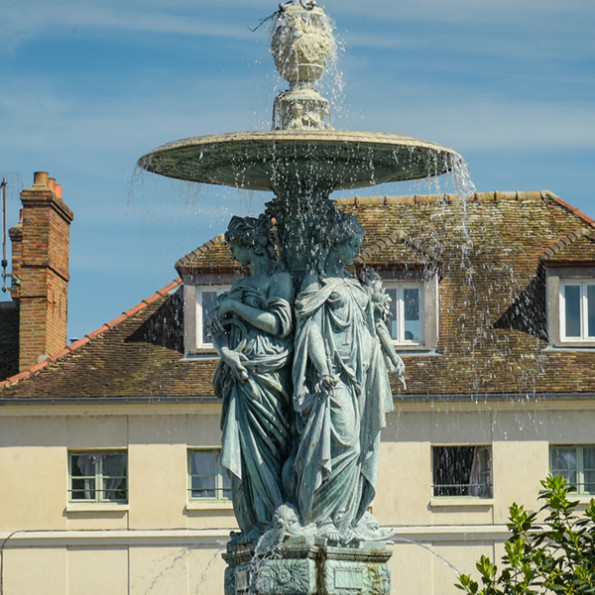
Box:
223 539 392 595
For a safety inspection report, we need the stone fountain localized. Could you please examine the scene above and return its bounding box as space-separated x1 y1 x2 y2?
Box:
139 3 461 593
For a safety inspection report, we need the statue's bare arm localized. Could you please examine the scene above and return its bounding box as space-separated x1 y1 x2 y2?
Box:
218 271 294 336
375 319 406 389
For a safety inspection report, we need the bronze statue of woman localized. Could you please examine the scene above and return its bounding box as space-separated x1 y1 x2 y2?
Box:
290 210 404 543
211 215 294 544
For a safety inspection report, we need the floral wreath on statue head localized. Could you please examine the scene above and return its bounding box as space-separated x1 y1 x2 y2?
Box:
224 214 278 262
327 210 364 248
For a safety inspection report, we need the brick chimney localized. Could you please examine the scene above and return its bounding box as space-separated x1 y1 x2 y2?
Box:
9 172 74 371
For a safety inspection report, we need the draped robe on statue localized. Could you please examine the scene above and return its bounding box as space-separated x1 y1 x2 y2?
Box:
291 276 394 534
214 279 293 535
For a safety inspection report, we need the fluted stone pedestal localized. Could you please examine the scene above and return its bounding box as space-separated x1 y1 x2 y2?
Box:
223 540 392 595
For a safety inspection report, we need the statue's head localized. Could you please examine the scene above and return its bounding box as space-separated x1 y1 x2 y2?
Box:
225 215 277 261
316 210 364 273
328 211 364 250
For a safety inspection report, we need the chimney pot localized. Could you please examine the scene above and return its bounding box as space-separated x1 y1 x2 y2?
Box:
48 177 56 191
54 183 63 199
33 171 49 186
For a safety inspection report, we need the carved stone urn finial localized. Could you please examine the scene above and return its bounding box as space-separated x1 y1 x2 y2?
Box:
271 2 334 130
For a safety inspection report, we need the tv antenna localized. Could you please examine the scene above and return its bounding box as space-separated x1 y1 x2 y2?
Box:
2 178 19 293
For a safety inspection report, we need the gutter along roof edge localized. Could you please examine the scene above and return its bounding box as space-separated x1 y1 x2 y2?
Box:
2 393 595 407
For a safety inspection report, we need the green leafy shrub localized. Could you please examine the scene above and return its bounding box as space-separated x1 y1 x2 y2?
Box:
456 475 595 594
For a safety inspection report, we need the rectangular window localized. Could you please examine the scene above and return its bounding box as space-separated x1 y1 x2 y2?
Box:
69 451 127 503
188 449 231 501
196 286 228 347
551 445 595 495
560 281 595 342
386 283 424 344
432 445 492 497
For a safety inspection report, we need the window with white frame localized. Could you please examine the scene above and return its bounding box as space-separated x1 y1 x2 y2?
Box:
188 449 231 501
560 280 595 342
385 282 424 345
69 451 127 503
196 286 228 347
546 268 595 347
551 445 595 495
432 445 492 498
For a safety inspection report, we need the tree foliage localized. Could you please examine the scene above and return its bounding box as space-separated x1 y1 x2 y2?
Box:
456 475 595 594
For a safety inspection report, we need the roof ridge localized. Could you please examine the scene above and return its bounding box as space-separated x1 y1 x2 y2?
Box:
0 277 182 389
361 229 441 263
542 190 595 229
336 194 457 206
176 233 226 268
335 191 559 207
540 227 595 262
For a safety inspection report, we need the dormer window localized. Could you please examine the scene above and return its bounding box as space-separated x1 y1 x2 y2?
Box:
380 273 438 351
360 228 441 352
182 279 233 355
385 282 424 345
545 266 595 348
196 285 229 347
560 280 595 342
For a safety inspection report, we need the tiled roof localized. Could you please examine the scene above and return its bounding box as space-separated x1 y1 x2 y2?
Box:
0 279 221 398
540 227 595 263
175 233 245 275
546 192 595 228
1 190 595 400
360 228 442 269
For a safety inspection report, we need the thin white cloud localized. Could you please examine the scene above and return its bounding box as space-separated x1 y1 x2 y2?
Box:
0 71 266 154
4 0 594 48
3 0 593 70
345 29 595 62
358 97 595 151
336 0 595 25
1 1 259 51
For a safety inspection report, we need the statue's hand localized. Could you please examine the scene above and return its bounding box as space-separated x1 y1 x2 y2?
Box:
315 374 338 396
218 298 236 316
386 356 406 390
206 316 226 335
221 350 249 383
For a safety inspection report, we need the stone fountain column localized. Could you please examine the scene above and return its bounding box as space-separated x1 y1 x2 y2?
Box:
267 2 341 277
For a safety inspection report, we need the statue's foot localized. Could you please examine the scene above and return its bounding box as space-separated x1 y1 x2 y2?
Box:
238 526 265 545
316 523 343 544
343 526 364 545
315 523 366 546
228 530 243 545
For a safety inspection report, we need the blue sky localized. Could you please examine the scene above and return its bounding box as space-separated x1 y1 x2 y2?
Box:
1 0 594 340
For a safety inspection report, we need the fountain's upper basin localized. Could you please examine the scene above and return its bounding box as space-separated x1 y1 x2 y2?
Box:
138 130 461 192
